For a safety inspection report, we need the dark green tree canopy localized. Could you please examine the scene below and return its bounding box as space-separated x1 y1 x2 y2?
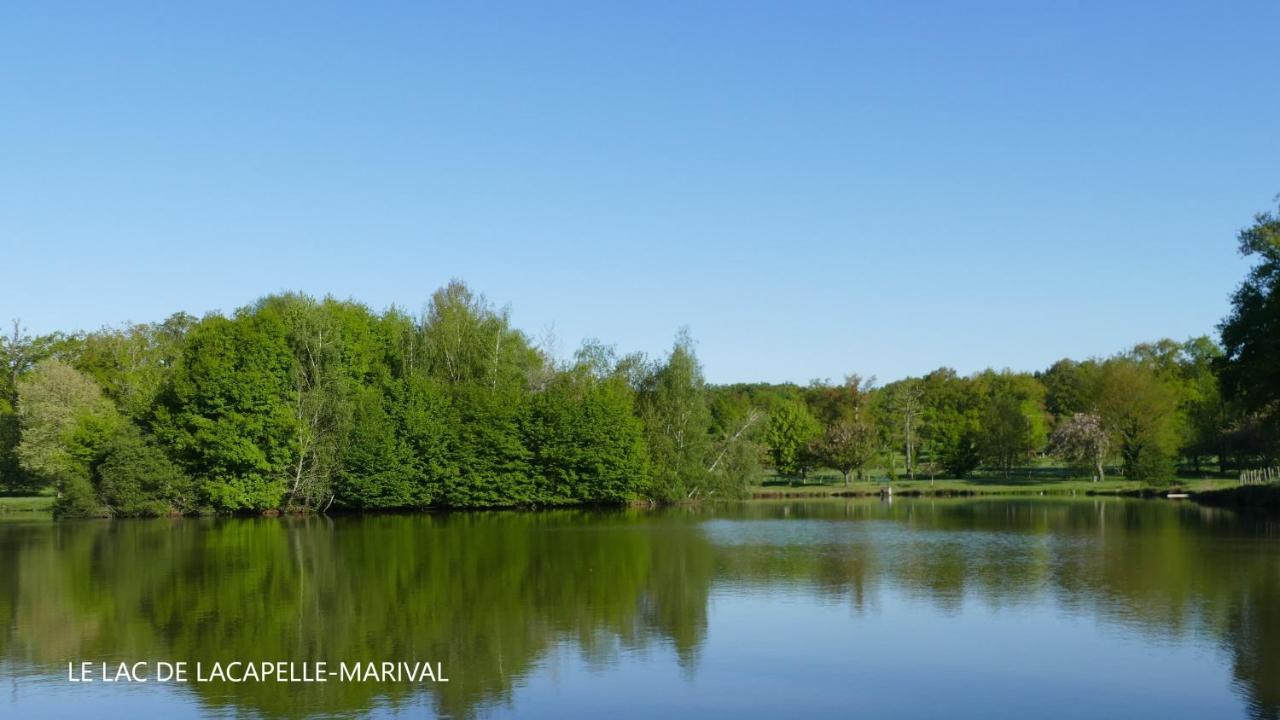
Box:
1219 206 1280 417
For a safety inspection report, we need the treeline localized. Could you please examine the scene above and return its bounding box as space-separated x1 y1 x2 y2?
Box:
0 283 749 517
2 205 1278 516
718 336 1238 486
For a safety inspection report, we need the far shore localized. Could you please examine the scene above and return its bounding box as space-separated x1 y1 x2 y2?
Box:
748 476 1242 499
6 476 1278 521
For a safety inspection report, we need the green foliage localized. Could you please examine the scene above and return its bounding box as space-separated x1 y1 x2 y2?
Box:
637 331 713 501
1041 358 1099 418
1218 205 1280 456
0 399 26 493
875 378 927 478
94 426 192 516
2 321 78 492
817 416 877 484
974 371 1046 478
1096 358 1180 483
337 383 427 509
764 400 821 480
54 474 104 518
807 376 877 485
524 366 648 504
706 390 765 497
73 314 194 421
445 388 535 507
919 369 982 478
11 265 1270 515
153 312 298 512
16 359 121 488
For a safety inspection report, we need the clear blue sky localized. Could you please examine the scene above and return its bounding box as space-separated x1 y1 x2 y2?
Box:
3 1 1276 384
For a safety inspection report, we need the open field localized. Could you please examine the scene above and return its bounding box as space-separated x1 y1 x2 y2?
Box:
0 495 54 515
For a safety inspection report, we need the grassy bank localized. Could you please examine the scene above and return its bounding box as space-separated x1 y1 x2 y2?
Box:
750 474 1241 498
0 495 54 516
0 476 1264 520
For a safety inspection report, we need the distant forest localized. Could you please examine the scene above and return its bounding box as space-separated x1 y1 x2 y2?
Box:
2 205 1278 517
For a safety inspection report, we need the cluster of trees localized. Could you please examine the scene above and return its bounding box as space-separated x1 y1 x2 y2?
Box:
729 337 1229 486
2 205 1278 515
0 283 755 517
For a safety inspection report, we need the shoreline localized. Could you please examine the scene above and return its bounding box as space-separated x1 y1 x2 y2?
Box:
6 482 1279 520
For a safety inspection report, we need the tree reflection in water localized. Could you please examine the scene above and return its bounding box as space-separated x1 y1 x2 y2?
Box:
0 499 1276 719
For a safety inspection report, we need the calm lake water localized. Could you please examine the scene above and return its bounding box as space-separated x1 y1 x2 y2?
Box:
1 498 1278 719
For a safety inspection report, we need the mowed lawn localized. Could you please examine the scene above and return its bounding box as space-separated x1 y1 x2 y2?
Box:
0 495 55 515
752 465 1241 496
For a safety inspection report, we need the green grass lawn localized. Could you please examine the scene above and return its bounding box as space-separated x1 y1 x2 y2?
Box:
751 467 1240 497
0 495 55 515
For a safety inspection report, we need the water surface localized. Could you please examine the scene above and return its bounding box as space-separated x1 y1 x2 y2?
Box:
1 498 1277 718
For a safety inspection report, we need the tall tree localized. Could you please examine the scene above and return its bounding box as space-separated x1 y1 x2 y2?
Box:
764 400 821 483
153 312 299 512
706 391 764 492
637 330 713 501
524 346 649 504
418 281 538 507
919 368 982 479
73 314 195 422
1041 358 1099 418
15 359 122 515
809 375 877 485
1218 204 1280 457
881 379 925 479
1095 358 1179 483
1 320 67 492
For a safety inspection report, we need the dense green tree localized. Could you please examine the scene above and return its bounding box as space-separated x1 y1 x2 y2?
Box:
153 312 299 512
15 359 123 516
1175 337 1230 472
0 397 21 494
818 417 877 485
764 400 821 482
15 360 120 486
809 375 877 485
413 282 542 507
1096 358 1179 483
73 314 194 421
974 372 1046 478
334 384 422 509
524 352 648 504
706 390 764 497
1218 204 1280 456
919 369 982 479
1 321 73 493
637 331 714 501
1041 358 1099 419
979 392 1034 479
94 426 192 516
878 379 925 479
258 294 397 509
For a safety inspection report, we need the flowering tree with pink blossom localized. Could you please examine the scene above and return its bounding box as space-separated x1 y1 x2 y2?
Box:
1050 412 1110 482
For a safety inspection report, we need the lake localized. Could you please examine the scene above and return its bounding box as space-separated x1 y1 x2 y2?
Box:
1 498 1277 719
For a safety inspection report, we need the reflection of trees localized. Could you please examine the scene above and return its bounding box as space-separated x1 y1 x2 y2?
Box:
0 511 716 719
1 500 1278 718
722 499 1280 719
